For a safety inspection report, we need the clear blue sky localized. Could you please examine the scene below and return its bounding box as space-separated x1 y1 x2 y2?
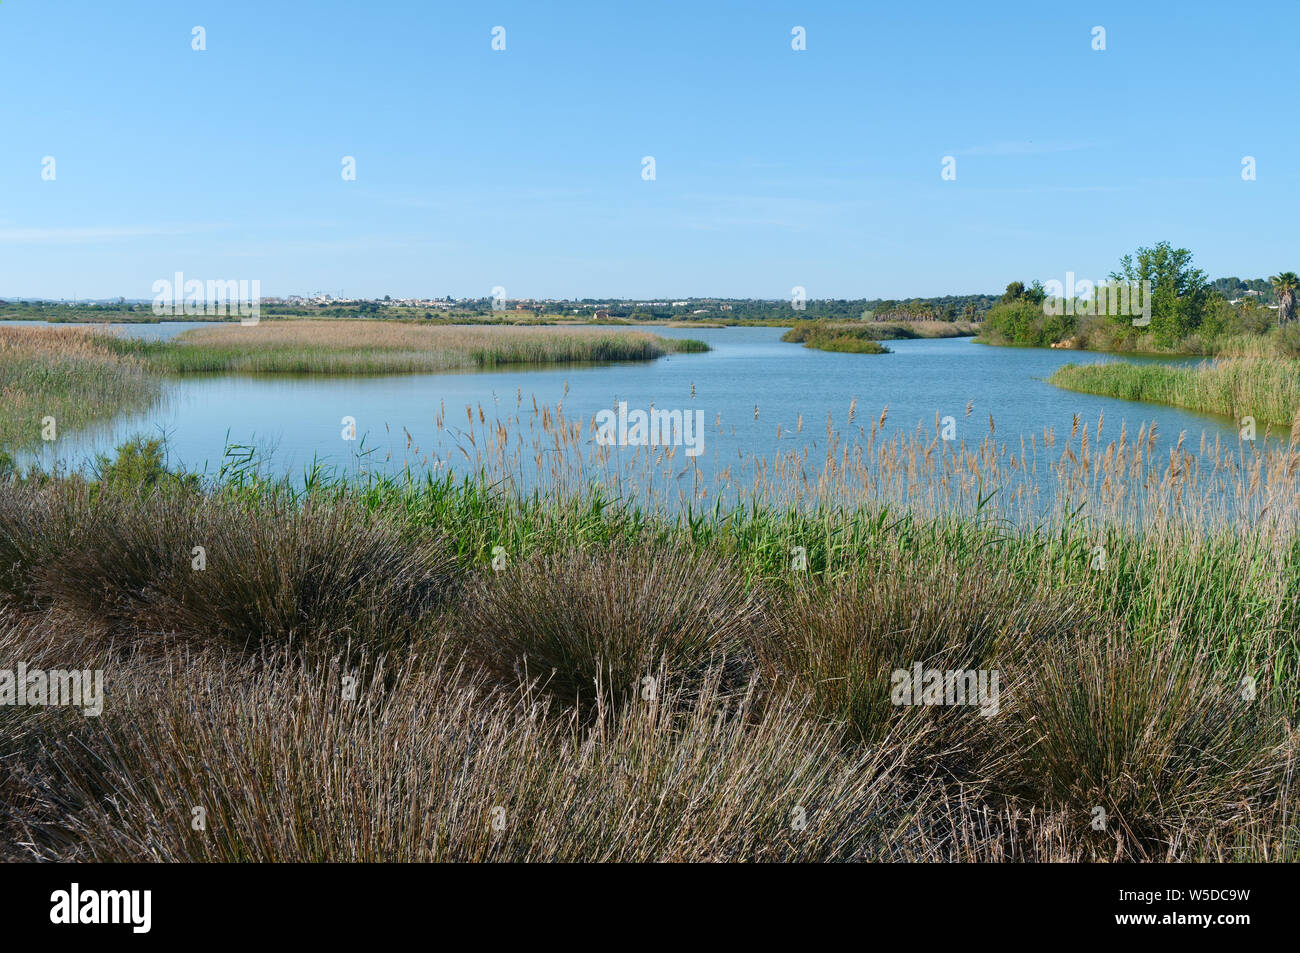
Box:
2 0 1296 300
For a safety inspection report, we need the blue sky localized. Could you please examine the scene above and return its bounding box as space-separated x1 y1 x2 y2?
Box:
1 0 1296 300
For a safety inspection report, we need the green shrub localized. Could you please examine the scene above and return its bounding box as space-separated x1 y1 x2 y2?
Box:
93 436 198 493
977 301 1071 347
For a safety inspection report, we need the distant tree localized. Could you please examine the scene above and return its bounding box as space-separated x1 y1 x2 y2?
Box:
1001 281 1026 304
1110 242 1209 346
1270 272 1298 324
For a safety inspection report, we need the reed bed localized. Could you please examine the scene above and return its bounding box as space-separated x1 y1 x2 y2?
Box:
352 388 1300 544
0 327 158 453
105 320 706 375
1050 358 1300 429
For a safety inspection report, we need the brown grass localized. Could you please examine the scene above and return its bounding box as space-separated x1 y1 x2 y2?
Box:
454 539 762 715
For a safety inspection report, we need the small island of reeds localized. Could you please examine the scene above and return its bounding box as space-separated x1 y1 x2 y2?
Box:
106 320 707 376
782 322 890 354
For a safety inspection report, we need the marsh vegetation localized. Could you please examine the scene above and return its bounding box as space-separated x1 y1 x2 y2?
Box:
1050 359 1300 430
0 327 158 455
2 410 1297 862
106 321 707 376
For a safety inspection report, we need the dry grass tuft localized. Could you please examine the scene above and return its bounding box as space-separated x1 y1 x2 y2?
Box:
455 539 763 715
1 484 459 660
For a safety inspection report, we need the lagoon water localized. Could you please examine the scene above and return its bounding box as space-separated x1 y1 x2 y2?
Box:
9 321 1266 498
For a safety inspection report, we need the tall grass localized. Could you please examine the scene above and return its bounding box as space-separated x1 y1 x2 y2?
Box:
0 327 158 452
763 554 1087 755
1050 358 1300 429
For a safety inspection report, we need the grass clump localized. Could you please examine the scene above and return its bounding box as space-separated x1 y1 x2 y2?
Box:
35 492 458 659
0 441 459 658
455 539 762 714
1002 634 1288 856
761 555 1085 758
0 481 89 609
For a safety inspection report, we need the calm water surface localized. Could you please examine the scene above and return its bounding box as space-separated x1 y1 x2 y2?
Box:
11 322 1256 496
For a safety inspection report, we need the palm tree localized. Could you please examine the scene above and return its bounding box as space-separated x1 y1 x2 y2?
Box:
1270 272 1299 324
